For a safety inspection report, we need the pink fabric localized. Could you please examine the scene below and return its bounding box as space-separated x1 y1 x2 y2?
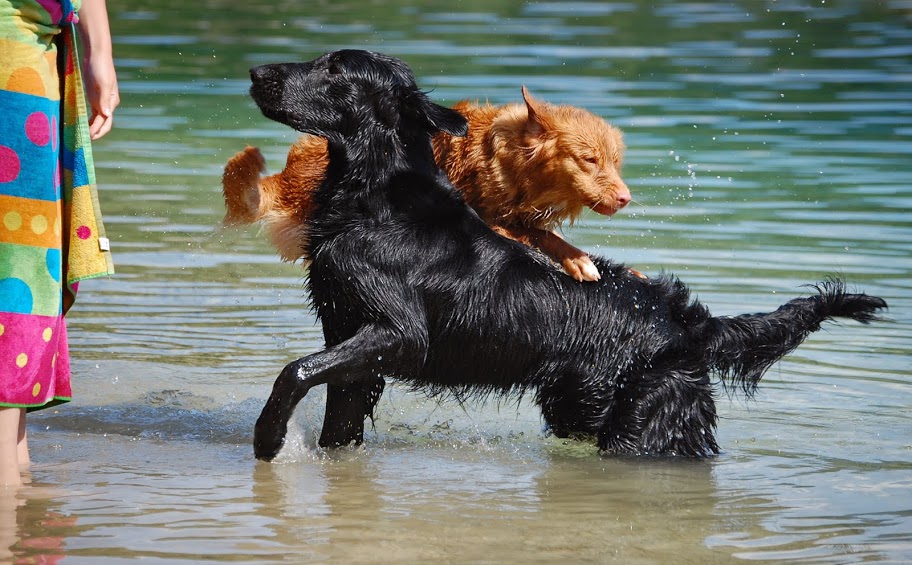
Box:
35 0 63 25
0 311 71 409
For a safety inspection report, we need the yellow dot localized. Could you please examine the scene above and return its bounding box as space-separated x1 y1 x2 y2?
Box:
51 353 57 368
16 353 28 368
53 216 61 236
32 214 48 235
32 383 41 397
42 328 53 342
0 323 4 337
3 211 22 231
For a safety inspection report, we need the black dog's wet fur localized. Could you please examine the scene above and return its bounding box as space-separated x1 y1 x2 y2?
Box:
249 50 887 460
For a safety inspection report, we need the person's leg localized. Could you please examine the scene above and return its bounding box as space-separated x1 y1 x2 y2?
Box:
17 410 29 470
0 408 22 487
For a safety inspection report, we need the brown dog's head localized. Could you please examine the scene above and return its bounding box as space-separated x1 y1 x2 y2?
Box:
496 87 631 225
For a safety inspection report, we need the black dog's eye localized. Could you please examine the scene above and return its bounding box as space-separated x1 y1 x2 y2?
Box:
327 62 342 75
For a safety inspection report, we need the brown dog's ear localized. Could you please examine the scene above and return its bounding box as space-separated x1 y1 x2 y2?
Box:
521 85 550 138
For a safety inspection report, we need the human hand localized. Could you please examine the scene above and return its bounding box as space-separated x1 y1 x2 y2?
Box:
83 54 119 140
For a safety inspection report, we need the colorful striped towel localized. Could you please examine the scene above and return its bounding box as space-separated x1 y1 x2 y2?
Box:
1 0 112 410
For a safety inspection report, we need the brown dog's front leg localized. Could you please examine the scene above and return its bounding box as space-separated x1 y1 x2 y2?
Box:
494 225 600 282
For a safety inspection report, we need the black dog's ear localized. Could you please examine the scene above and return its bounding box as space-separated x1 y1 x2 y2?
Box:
423 102 468 137
405 90 468 137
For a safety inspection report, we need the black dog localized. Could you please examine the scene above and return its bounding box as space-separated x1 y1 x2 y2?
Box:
248 50 886 460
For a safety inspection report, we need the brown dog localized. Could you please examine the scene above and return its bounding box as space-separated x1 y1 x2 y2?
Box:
222 87 631 281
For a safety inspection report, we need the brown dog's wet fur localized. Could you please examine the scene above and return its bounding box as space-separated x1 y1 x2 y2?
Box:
222 87 631 281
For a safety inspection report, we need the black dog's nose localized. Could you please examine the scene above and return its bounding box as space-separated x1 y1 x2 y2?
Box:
250 65 268 81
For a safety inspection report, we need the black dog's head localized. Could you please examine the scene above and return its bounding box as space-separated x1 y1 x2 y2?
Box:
249 50 467 143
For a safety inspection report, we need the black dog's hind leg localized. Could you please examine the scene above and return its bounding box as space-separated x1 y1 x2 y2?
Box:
598 371 719 457
319 377 385 448
538 371 612 440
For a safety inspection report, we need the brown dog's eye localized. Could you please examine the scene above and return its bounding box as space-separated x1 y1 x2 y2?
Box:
583 156 598 166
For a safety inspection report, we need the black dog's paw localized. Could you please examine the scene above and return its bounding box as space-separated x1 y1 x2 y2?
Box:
253 417 287 461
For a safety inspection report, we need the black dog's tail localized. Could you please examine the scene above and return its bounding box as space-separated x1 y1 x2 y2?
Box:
705 279 887 395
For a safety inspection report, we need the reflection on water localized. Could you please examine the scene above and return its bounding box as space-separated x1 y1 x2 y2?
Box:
10 0 911 562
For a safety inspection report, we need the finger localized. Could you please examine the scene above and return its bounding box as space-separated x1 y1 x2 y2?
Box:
88 112 103 139
89 113 113 140
88 112 101 138
93 114 113 140
93 91 119 140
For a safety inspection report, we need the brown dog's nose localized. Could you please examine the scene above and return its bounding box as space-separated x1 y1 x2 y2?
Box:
616 186 631 208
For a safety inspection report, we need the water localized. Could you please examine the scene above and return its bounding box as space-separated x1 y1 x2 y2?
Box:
4 0 911 562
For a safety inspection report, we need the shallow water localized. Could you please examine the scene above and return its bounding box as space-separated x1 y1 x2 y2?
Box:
4 0 911 562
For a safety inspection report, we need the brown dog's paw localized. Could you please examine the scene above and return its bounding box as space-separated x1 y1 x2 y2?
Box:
561 255 601 282
628 268 647 279
222 146 267 225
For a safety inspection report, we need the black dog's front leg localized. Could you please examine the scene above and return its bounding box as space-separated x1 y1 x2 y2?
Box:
253 325 423 460
253 341 376 460
254 361 310 460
